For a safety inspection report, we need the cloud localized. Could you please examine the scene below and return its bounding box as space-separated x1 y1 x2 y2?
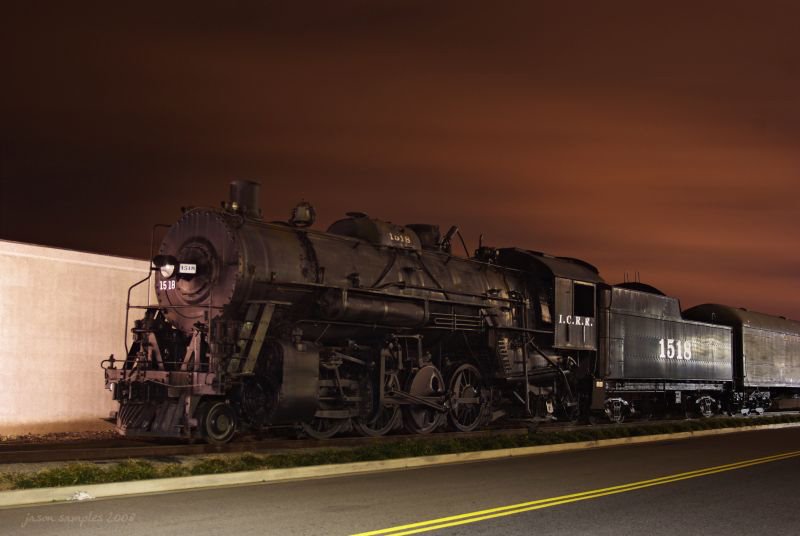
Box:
2 1 799 319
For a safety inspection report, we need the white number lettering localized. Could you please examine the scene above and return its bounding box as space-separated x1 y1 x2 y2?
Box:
388 233 413 246
158 280 176 291
658 338 694 360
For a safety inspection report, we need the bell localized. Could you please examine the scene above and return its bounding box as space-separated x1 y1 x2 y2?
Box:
290 201 316 227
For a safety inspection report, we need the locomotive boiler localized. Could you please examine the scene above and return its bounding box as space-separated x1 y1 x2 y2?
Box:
103 180 800 442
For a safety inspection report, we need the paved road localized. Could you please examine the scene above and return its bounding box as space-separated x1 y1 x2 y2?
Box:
2 427 799 535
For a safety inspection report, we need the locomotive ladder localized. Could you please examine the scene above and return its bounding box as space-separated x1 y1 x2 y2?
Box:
228 302 275 375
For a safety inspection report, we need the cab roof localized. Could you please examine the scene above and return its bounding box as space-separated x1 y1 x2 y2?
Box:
496 248 604 283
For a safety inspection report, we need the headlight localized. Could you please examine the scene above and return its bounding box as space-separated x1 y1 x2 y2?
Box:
160 264 175 278
153 254 179 277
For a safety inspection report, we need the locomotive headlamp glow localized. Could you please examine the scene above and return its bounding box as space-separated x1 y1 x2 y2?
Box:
152 255 179 278
160 264 175 278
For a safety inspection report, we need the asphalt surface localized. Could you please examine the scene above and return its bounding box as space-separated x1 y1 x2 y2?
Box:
2 427 799 536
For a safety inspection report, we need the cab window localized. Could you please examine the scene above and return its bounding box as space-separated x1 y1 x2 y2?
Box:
573 282 595 318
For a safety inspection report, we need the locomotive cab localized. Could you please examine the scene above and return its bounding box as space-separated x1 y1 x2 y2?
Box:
492 248 603 420
553 278 598 351
495 248 602 338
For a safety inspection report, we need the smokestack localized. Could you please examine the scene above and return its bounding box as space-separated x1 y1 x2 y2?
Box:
229 180 262 219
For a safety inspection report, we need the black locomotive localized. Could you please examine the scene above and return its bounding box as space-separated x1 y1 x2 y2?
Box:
103 181 800 442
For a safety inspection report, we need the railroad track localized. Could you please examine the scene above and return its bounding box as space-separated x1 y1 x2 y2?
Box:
0 413 790 465
0 427 532 464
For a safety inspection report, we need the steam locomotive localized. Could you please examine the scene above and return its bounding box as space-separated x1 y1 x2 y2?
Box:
102 181 800 442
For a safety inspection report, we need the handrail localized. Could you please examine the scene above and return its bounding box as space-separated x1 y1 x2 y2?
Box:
124 274 152 355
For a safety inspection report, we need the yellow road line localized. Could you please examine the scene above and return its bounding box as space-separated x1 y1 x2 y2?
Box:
352 450 800 536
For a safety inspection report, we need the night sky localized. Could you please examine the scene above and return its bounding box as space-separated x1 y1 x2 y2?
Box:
2 2 799 319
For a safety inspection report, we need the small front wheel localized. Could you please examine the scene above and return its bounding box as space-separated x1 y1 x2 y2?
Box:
199 401 237 444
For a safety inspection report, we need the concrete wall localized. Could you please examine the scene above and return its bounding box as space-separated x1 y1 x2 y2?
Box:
0 240 153 435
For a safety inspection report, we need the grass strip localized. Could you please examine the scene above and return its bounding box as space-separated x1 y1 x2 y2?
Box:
2 414 799 490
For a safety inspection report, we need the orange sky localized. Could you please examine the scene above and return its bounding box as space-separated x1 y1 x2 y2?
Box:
2 1 799 319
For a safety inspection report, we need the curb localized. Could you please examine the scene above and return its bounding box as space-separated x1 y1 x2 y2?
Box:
2 422 798 508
